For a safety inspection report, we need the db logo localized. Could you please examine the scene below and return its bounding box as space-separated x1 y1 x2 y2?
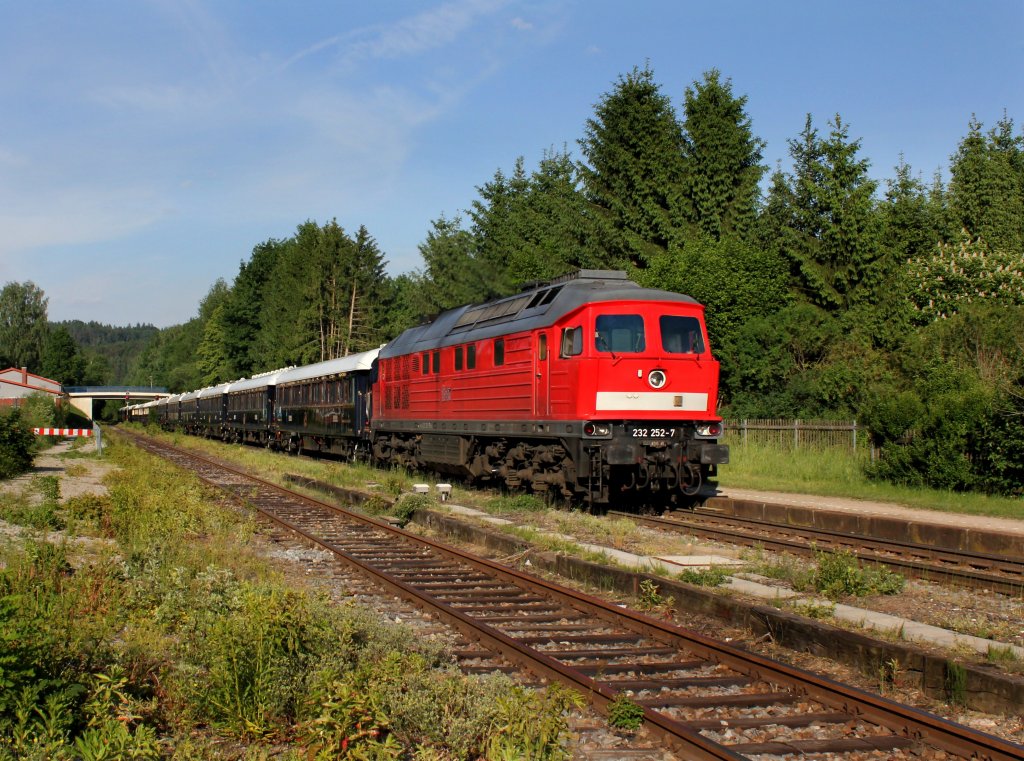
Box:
441 386 452 402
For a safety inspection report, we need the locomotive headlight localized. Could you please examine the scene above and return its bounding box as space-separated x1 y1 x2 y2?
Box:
583 422 612 438
648 369 667 389
696 422 723 438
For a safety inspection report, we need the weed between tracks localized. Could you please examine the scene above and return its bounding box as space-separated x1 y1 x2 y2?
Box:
743 545 905 599
0 435 582 759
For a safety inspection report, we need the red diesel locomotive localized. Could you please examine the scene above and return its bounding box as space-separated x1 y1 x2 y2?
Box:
372 270 728 506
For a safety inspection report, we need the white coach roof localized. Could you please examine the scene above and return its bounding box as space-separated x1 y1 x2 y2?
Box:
275 348 379 386
228 367 293 393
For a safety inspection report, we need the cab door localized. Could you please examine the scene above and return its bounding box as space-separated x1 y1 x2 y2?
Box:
534 332 550 417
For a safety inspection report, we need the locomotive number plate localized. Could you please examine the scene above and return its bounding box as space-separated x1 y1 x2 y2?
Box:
629 426 676 440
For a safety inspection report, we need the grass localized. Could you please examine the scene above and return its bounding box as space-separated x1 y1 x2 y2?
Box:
717 440 1024 519
1 432 583 759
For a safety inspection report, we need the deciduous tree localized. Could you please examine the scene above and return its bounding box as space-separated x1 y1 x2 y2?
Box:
0 281 49 371
906 230 1024 323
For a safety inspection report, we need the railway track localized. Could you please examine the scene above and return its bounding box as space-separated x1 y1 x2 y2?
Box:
612 509 1024 597
124 432 1024 760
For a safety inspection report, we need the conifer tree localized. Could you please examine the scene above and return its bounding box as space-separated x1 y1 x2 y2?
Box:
219 239 284 377
470 149 594 286
768 114 885 313
949 114 1024 253
680 69 765 242
578 64 686 270
414 214 488 316
344 225 390 354
470 161 530 297
882 157 935 262
40 325 87 385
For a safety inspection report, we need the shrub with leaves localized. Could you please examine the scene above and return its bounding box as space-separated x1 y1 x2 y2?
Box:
606 693 644 731
677 566 729 587
485 682 584 761
0 541 125 755
812 550 905 599
906 231 1024 324
0 408 34 479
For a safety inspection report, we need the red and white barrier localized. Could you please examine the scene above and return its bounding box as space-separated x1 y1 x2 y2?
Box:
32 428 94 437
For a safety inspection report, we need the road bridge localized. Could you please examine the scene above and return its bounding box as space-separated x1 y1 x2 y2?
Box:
63 386 170 420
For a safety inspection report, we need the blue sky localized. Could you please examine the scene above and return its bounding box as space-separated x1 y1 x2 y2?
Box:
2 0 1021 328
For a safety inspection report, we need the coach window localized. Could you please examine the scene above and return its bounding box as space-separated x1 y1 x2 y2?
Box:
422 352 430 375
595 314 645 353
455 346 464 371
494 338 505 367
432 351 440 374
660 315 705 354
467 344 476 369
560 326 582 357
538 333 547 360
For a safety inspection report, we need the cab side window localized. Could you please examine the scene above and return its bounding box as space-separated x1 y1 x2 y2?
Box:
560 326 582 357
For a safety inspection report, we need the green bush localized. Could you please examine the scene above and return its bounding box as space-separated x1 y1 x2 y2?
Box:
812 550 905 599
172 582 336 737
485 682 583 761
0 436 587 758
864 304 1024 496
605 693 644 731
677 566 729 587
0 541 125 756
0 409 34 479
17 393 61 431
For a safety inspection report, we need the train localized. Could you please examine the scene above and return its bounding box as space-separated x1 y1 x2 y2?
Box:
123 270 728 507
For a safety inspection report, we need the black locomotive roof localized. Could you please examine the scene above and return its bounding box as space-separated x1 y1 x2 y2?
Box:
380 270 699 358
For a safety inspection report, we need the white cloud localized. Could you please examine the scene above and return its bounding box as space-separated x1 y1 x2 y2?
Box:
285 0 509 71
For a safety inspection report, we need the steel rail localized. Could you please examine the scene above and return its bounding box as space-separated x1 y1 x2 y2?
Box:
612 510 1024 597
123 432 1024 761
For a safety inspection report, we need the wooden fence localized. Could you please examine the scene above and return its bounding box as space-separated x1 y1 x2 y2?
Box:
722 418 861 451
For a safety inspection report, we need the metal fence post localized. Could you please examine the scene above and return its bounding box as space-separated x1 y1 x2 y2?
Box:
93 422 103 455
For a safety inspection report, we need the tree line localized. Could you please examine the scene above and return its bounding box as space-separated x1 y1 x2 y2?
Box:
0 283 120 386
4 65 1022 494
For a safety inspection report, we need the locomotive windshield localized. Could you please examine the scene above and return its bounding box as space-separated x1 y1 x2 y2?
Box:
595 314 645 353
660 315 705 354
